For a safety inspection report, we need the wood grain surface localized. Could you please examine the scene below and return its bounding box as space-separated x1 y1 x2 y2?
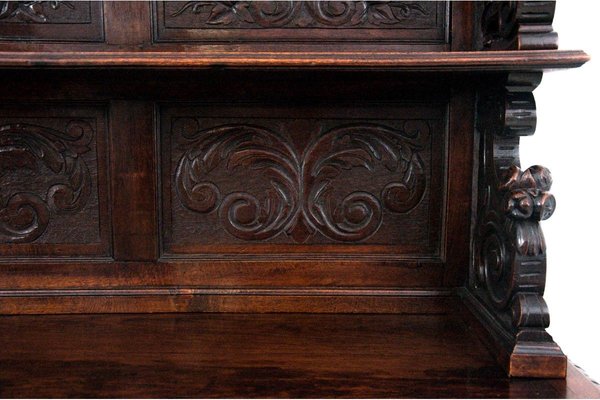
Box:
0 312 598 398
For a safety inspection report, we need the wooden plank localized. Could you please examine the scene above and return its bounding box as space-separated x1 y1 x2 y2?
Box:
0 289 456 315
0 312 597 398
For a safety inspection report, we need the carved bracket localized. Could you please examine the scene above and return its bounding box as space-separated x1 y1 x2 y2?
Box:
478 0 558 50
470 72 566 377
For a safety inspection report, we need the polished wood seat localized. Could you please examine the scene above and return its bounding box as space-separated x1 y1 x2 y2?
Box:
1 312 599 398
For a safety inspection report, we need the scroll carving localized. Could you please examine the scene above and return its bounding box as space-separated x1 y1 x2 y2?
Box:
0 1 75 23
170 1 432 28
471 72 565 373
479 0 558 50
0 120 93 243
175 121 428 243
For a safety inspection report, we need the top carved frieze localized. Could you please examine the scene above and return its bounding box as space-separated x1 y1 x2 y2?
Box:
154 1 448 44
168 1 436 29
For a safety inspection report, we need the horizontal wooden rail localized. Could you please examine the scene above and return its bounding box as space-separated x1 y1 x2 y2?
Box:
0 50 589 70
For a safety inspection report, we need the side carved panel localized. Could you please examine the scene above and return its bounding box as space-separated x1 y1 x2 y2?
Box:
153 1 448 44
471 72 565 376
0 1 104 41
162 105 446 257
477 0 558 50
0 106 110 257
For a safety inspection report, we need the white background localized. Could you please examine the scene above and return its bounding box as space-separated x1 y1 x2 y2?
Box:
522 0 600 381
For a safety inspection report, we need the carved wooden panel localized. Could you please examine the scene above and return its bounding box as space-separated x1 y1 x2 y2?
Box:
153 1 448 44
0 105 110 257
0 1 104 41
161 104 446 258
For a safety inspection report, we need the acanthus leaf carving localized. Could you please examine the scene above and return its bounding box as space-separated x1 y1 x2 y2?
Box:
0 120 93 243
174 120 429 243
170 1 432 28
0 1 74 23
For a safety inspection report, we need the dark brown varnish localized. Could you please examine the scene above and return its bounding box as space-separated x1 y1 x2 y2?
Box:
1 312 599 398
0 0 594 390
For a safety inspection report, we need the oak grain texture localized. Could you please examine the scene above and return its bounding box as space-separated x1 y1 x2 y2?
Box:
0 312 598 398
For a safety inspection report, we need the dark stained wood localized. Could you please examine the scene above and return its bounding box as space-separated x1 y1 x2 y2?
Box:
0 50 588 70
0 312 598 398
0 1 104 42
153 1 449 46
468 72 565 378
477 1 558 51
103 1 151 46
109 101 158 261
0 0 593 386
161 103 445 255
0 104 111 256
0 289 456 315
0 260 445 290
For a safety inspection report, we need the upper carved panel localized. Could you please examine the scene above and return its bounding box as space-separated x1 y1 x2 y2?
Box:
168 1 436 28
161 105 446 257
0 106 110 257
154 1 448 44
0 1 104 41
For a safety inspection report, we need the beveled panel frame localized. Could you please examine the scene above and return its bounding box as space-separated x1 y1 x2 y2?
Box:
153 1 449 45
160 103 447 260
0 104 111 257
0 1 104 42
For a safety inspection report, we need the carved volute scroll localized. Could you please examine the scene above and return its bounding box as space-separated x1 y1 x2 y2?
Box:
478 1 558 50
471 71 566 376
0 120 93 243
174 120 428 244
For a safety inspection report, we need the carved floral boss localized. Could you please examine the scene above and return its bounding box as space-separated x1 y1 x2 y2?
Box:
174 120 429 243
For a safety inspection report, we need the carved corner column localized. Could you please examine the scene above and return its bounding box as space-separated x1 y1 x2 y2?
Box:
467 71 566 378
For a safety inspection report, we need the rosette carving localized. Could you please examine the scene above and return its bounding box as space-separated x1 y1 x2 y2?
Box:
0 120 93 243
175 120 428 243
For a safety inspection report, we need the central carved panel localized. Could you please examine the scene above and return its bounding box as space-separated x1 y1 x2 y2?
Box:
162 105 446 257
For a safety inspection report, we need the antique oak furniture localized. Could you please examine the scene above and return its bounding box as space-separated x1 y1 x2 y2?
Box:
0 1 597 397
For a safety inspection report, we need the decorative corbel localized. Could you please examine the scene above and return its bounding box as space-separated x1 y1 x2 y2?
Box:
478 1 558 50
467 71 566 378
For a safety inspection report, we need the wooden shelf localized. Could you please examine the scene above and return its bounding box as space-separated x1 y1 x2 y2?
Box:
0 50 589 71
0 311 598 398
